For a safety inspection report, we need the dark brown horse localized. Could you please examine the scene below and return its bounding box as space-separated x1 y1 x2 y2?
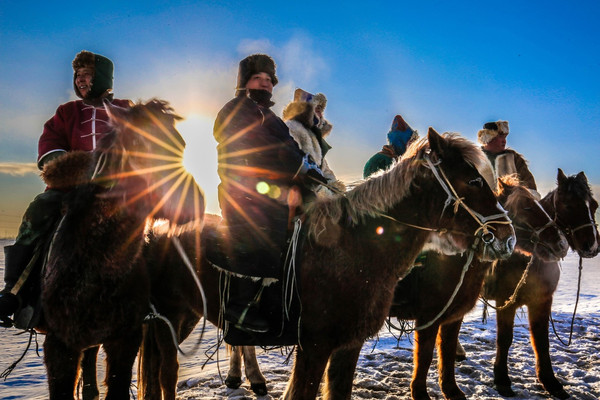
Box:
137 128 516 399
38 99 204 399
388 175 569 400
484 169 599 399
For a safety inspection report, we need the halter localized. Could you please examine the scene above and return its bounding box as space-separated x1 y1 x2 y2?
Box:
423 154 511 243
552 190 599 252
385 154 512 332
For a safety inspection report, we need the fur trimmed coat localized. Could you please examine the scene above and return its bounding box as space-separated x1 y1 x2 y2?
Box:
282 101 345 197
483 147 539 198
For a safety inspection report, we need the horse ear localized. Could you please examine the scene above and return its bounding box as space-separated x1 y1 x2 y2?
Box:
557 168 567 184
104 99 129 124
427 127 446 157
576 171 588 183
497 177 507 191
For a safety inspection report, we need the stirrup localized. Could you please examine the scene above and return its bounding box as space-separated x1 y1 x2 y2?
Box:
225 303 269 333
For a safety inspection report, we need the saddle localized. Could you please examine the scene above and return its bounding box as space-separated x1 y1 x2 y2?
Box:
203 218 306 346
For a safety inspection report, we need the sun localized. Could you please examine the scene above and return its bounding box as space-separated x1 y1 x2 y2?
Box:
177 113 221 215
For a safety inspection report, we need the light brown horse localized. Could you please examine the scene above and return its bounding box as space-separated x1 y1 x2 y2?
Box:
388 176 568 400
484 169 599 399
38 99 204 400
137 128 516 399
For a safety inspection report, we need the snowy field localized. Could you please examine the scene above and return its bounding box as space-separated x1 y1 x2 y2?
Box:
0 238 599 399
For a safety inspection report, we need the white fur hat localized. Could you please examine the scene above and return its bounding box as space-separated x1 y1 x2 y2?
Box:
477 120 509 145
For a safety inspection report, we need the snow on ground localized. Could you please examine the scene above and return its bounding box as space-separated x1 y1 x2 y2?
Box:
1 238 599 399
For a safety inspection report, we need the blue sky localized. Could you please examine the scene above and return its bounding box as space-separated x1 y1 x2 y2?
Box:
1 1 599 236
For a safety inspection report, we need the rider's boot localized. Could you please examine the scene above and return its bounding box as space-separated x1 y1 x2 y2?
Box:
0 244 34 327
224 278 269 333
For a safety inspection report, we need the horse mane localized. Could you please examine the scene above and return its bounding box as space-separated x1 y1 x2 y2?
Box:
498 174 536 210
543 171 595 205
306 133 486 240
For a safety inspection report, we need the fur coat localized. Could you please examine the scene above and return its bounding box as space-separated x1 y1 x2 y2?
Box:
282 101 345 197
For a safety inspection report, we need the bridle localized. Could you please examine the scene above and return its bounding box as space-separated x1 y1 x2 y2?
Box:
551 191 599 252
512 198 563 258
422 154 512 243
384 154 512 332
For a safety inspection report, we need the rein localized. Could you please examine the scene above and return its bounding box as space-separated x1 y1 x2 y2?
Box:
380 155 511 242
143 236 208 356
414 240 478 331
385 155 511 333
550 256 584 346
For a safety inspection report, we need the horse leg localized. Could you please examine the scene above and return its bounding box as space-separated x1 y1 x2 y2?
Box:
411 325 438 400
322 344 362 400
103 332 142 400
242 346 268 395
528 301 569 399
438 321 466 400
225 345 243 389
80 346 100 400
283 345 332 400
44 334 82 400
455 338 466 361
493 305 517 397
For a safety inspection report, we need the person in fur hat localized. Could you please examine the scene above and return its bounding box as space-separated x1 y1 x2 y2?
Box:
213 54 326 333
0 50 131 327
282 88 345 197
363 114 419 178
478 120 539 197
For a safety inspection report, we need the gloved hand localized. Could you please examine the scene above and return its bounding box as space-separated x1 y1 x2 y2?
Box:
307 168 327 185
299 155 327 185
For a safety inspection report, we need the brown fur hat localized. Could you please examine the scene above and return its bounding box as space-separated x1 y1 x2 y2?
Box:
236 54 278 95
477 120 509 145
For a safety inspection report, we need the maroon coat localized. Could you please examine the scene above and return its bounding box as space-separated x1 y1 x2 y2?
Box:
37 98 131 168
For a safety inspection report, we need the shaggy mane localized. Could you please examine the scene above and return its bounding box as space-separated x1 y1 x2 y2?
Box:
499 174 536 210
306 132 486 239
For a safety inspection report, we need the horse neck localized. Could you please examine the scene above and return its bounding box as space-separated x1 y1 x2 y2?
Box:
540 189 557 219
356 195 438 276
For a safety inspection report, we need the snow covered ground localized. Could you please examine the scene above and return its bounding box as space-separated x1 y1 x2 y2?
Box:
1 238 599 399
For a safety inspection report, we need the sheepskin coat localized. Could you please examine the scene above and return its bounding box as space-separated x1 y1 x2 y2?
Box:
282 101 345 196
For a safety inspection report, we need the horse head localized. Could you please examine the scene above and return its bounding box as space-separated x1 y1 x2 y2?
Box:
497 175 568 261
100 99 205 226
417 128 515 261
544 169 599 258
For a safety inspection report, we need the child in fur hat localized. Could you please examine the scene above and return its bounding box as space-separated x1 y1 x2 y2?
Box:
478 120 539 197
0 50 131 328
282 88 346 197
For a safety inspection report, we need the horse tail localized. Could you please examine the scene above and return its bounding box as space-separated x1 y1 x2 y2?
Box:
137 322 163 399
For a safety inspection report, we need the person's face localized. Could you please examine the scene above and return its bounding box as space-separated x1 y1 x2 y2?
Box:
314 104 324 120
245 72 273 93
484 133 507 153
75 66 94 98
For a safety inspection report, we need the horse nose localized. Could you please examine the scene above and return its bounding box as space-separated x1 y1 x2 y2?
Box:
558 236 569 257
505 235 516 255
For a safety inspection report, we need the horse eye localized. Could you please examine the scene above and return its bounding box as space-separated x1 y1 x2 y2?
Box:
523 207 532 211
468 177 483 187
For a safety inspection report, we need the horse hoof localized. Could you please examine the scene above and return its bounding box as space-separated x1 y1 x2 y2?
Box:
494 383 516 397
225 376 242 389
549 387 569 399
251 382 268 396
455 353 466 362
